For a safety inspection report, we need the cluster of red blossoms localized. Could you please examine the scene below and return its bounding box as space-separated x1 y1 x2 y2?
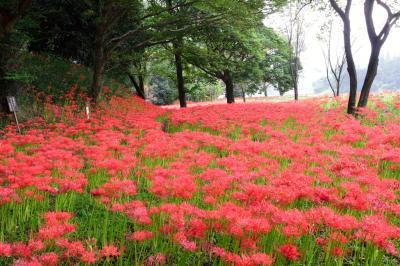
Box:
0 212 119 265
1 93 400 265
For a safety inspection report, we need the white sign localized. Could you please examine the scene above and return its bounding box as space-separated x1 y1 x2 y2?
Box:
6 96 21 133
6 96 18 112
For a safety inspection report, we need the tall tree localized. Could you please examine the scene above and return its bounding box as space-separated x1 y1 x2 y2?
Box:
0 0 31 39
0 0 31 112
283 1 306 101
320 19 346 97
166 0 187 107
28 0 193 104
329 0 358 114
262 27 294 96
182 0 271 103
329 0 400 114
358 0 400 108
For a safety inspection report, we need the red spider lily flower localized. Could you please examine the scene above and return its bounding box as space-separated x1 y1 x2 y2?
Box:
11 242 32 257
0 242 12 256
173 232 197 251
250 253 273 265
278 244 301 261
39 252 58 266
100 245 120 257
128 230 154 241
91 178 137 203
146 253 166 265
331 246 345 257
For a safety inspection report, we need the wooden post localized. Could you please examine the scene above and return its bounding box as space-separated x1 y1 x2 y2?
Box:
85 102 90 120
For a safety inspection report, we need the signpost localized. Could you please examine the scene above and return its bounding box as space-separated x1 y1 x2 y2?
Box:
6 96 21 133
85 102 90 120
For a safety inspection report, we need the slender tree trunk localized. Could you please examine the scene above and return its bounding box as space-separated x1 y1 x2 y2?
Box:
90 57 105 103
0 68 10 114
241 85 246 103
90 29 106 104
138 74 145 99
0 0 32 113
173 38 186 108
0 40 9 113
343 20 357 114
223 70 234 104
294 80 299 101
358 44 381 108
0 38 21 114
336 80 340 97
127 73 145 99
166 0 186 108
263 83 268 97
329 0 358 115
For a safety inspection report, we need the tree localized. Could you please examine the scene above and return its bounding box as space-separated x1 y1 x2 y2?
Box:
358 0 400 108
28 0 194 104
161 0 267 107
0 0 31 39
329 0 400 114
329 0 358 114
261 28 293 96
0 0 31 112
185 27 262 104
125 51 147 99
166 0 187 108
282 1 306 101
320 19 346 97
181 0 271 104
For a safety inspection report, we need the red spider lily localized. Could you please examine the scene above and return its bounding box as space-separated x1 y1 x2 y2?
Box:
1 92 400 264
0 242 12 256
39 252 58 266
91 178 137 203
146 253 166 265
128 230 154 241
278 244 301 261
100 245 120 257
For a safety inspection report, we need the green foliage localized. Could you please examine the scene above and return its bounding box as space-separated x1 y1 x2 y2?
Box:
5 53 92 98
186 80 224 102
261 28 293 95
149 75 177 105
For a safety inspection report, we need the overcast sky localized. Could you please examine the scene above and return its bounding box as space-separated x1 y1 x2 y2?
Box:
265 2 400 95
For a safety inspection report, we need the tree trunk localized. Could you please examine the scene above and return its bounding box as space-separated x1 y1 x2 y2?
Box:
166 0 186 108
263 82 268 97
0 0 32 113
336 80 340 97
90 56 105 103
0 38 19 114
127 73 145 99
223 71 234 104
329 0 358 115
0 0 32 39
343 19 357 115
241 85 246 103
138 74 145 99
358 44 381 108
90 28 106 104
173 38 186 108
294 80 298 101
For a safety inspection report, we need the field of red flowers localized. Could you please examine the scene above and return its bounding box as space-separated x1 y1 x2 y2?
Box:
1 94 400 265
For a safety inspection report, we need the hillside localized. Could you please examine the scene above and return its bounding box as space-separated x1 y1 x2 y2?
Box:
1 95 400 265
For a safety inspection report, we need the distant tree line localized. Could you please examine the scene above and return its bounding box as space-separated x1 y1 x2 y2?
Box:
314 56 400 94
